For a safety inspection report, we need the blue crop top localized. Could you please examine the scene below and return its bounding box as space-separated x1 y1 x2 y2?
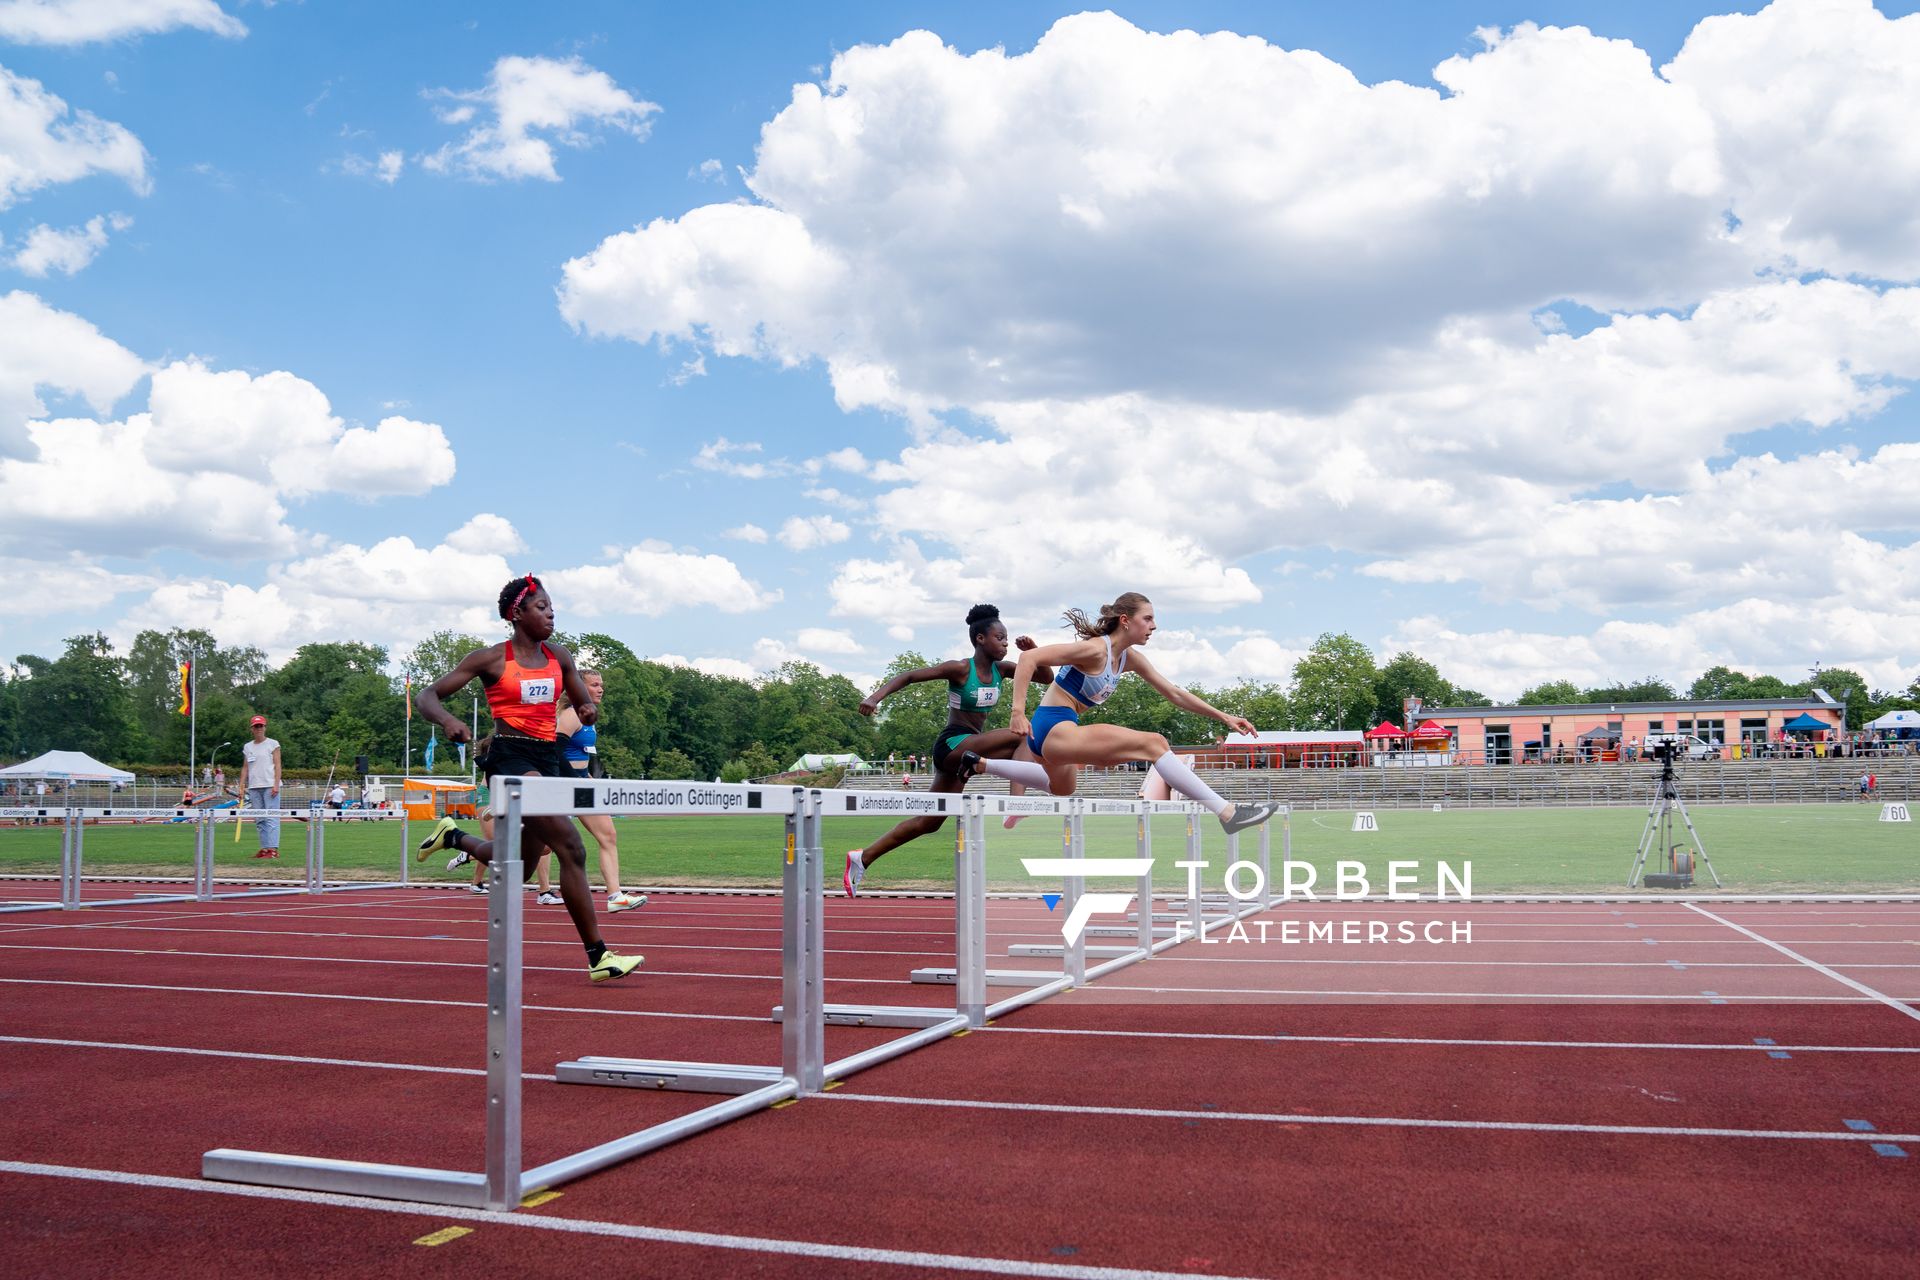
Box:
1052 635 1127 707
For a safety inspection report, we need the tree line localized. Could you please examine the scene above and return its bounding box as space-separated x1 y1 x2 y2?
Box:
2 629 1912 780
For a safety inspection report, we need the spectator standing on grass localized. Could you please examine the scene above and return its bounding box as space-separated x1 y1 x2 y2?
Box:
241 715 282 859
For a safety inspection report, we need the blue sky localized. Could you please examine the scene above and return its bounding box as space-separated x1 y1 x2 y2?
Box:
3 0 1918 699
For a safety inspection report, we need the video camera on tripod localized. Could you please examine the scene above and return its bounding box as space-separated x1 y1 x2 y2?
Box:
1628 738 1722 890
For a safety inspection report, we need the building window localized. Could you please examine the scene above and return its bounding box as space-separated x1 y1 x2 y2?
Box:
1740 718 1768 745
1696 718 1725 745
1647 720 1665 734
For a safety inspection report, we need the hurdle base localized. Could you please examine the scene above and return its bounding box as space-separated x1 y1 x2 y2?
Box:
203 1149 488 1207
1087 924 1179 938
1009 944 1135 958
556 1057 785 1094
911 967 1057 988
770 1003 954 1029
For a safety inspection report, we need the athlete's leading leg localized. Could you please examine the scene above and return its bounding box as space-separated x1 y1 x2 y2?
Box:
1037 722 1274 833
846 770 962 896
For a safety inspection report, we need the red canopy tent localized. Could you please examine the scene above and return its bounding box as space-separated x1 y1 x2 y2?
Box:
1412 720 1451 739
1365 721 1406 740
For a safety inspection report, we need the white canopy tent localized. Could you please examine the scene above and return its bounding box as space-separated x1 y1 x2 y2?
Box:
1865 709 1920 731
0 750 135 783
787 753 869 773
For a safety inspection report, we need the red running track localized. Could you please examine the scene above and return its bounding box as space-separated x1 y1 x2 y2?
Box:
2 887 1917 1278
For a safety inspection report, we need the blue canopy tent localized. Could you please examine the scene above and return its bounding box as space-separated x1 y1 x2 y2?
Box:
1781 713 1830 734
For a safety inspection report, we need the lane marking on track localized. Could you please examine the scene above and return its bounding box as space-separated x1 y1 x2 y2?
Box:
975 1025 1920 1054
414 1226 472 1246
0 1161 1268 1280
0 936 945 962
0 977 767 1022
1684 904 1920 1024
817 1093 1920 1145
1084 982 1903 1002
0 1035 559 1080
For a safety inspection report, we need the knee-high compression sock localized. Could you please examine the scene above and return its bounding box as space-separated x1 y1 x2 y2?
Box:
1152 751 1232 817
979 758 1055 791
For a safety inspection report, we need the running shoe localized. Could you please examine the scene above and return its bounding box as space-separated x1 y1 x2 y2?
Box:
252 849 273 859
537 890 564 906
1219 802 1278 836
416 817 461 860
465 882 488 894
608 891 648 913
588 950 644 982
446 849 472 872
844 849 865 897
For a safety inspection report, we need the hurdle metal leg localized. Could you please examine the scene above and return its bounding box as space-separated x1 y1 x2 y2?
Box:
485 785 525 1210
956 795 987 1027
59 810 78 909
782 793 825 1093
1063 799 1086 985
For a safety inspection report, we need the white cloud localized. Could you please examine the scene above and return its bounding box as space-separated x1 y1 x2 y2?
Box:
142 360 456 498
552 4 1920 693
338 149 403 184
0 0 244 45
6 212 130 276
0 289 147 454
1 552 152 618
0 307 458 558
445 512 524 555
653 652 757 681
795 627 863 655
423 55 659 182
693 436 769 478
723 522 768 544
0 65 149 211
776 514 849 551
544 540 779 617
690 157 724 182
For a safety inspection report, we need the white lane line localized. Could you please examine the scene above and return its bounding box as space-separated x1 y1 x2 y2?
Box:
0 977 766 1022
1084 983 1891 1002
1685 903 1920 1024
0 1034 558 1081
0 936 943 961
819 1093 1920 1145
977 1025 1920 1054
0 1161 1257 1280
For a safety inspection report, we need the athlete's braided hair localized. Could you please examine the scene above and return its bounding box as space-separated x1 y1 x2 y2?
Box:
497 574 543 622
965 603 1001 646
1063 592 1150 639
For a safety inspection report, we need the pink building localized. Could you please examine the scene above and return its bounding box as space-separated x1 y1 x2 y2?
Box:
1423 692 1846 764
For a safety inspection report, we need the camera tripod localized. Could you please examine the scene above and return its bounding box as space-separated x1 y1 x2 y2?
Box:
1627 756 1722 889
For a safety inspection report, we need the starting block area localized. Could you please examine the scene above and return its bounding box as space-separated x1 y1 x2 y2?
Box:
198 779 1288 1210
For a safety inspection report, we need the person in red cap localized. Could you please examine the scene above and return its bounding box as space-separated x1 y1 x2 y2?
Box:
240 714 282 858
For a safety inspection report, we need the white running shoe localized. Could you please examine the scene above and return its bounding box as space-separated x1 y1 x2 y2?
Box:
537 890 564 906
446 849 471 872
608 890 648 913
465 882 487 894
843 849 865 898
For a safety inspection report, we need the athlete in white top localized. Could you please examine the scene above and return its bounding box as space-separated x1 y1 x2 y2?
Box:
977 592 1278 835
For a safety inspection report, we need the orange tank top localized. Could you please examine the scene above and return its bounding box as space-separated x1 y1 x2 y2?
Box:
487 643 559 738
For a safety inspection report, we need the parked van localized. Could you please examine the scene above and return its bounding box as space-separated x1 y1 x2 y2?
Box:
1643 733 1717 760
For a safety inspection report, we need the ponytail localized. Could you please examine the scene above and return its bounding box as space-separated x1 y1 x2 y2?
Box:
1063 592 1150 639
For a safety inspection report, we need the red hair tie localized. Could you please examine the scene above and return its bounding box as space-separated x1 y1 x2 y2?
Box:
511 574 540 614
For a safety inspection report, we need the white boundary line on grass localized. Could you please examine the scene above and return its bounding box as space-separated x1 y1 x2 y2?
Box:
817 1092 1920 1145
1684 903 1920 1024
0 1161 1259 1280
976 1025 1920 1054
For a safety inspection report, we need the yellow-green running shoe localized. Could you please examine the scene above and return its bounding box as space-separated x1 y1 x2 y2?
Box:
416 816 461 861
588 950 644 982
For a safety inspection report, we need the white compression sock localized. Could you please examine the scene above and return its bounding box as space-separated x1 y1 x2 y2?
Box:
1152 751 1231 817
979 758 1054 791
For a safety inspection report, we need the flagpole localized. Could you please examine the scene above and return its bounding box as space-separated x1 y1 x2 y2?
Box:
403 676 412 785
188 657 197 786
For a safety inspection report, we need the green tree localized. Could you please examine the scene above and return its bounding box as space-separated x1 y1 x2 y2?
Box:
657 665 760 775
651 747 699 780
1805 667 1871 729
1517 679 1582 706
0 666 20 757
1449 687 1493 707
261 642 398 769
1687 665 1751 701
719 741 782 783
14 634 142 760
125 628 268 765
865 651 950 760
1583 677 1677 704
753 661 871 765
399 630 492 736
1289 633 1379 730
1211 681 1290 733
1372 652 1455 725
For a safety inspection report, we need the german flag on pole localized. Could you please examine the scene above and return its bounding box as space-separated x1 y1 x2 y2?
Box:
404 675 412 720
177 660 193 717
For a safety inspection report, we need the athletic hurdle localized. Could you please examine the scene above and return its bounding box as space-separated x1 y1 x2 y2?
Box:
0 803 417 915
205 778 823 1210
